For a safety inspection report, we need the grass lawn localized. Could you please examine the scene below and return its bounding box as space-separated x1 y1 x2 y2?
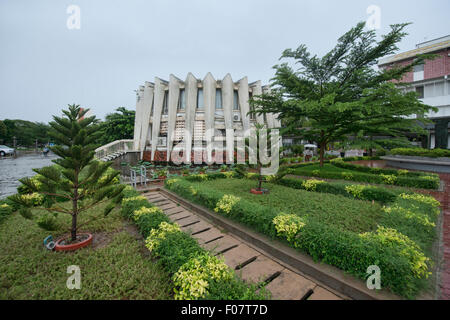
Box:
197 179 382 233
0 202 173 300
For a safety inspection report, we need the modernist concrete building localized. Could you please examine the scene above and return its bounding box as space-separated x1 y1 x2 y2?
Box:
133 73 281 163
378 35 450 149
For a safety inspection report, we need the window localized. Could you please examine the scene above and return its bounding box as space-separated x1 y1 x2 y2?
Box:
178 89 185 111
233 90 240 110
413 64 424 73
425 82 445 98
413 64 424 82
197 89 204 109
415 86 424 99
162 91 169 114
215 89 223 109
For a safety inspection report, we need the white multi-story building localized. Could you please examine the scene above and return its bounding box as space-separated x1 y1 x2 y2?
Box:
133 73 281 163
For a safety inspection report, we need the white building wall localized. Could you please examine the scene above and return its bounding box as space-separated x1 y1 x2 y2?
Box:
134 73 280 162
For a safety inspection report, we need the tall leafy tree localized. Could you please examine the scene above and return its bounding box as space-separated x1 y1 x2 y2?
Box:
98 107 135 145
250 22 436 166
11 105 125 241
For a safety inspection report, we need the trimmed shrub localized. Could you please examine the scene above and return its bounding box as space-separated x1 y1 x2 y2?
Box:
292 167 439 190
390 148 450 158
120 184 265 300
276 177 397 203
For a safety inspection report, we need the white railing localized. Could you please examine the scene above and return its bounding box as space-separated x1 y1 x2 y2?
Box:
95 139 135 159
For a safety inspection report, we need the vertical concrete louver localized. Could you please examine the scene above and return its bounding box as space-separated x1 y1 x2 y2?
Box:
222 74 234 163
133 86 145 150
238 76 251 133
262 85 274 128
184 73 198 163
167 75 181 161
134 73 280 163
150 78 166 161
250 81 265 126
203 73 216 163
139 82 154 158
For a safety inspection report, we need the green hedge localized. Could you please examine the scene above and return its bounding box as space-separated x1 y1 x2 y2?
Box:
120 185 268 300
292 167 440 190
331 160 433 178
165 176 439 298
276 177 397 203
390 148 450 158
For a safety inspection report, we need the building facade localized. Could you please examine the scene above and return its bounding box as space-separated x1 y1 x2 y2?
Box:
378 35 450 149
133 73 281 163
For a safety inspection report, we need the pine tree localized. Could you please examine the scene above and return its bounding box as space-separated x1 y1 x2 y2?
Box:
11 105 125 242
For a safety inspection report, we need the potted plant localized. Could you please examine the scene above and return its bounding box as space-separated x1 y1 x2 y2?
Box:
220 164 228 172
157 169 168 180
181 169 189 176
10 105 125 251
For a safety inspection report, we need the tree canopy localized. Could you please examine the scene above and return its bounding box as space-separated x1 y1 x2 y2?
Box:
97 107 135 145
250 22 436 166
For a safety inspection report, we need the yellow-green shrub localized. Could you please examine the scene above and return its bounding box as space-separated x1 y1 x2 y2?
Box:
133 206 164 221
172 254 232 300
145 222 181 251
214 194 240 215
301 179 325 191
360 226 430 279
273 213 306 243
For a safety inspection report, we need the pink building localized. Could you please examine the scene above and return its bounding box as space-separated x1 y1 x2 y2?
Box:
378 35 450 149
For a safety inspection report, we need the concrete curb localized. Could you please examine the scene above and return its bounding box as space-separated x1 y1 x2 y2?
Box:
146 187 401 300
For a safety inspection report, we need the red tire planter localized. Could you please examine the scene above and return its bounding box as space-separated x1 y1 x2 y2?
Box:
250 188 263 195
54 233 93 252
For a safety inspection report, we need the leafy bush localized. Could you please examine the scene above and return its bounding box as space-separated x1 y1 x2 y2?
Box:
272 213 306 243
173 253 232 300
36 212 58 230
0 203 13 224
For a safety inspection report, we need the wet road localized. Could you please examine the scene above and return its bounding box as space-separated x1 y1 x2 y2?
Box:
0 153 58 199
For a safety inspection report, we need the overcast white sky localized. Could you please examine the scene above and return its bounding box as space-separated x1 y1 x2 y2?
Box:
1 0 449 122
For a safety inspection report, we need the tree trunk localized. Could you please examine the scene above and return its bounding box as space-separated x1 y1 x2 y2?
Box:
319 131 325 167
71 214 77 242
319 144 325 167
257 164 263 191
71 175 78 242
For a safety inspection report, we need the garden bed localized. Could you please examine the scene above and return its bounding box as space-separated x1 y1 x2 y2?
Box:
165 174 441 298
289 161 440 189
0 202 173 299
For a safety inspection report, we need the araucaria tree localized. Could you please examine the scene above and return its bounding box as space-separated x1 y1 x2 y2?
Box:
11 105 125 242
250 22 436 166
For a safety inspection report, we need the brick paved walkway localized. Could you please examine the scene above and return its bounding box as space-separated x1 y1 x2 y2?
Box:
423 173 450 300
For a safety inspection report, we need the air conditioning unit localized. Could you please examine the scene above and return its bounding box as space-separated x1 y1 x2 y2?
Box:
233 114 241 122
